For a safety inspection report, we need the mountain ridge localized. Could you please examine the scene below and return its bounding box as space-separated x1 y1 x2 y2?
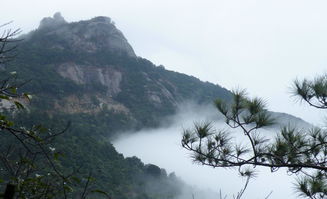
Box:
7 13 310 135
0 13 310 199
26 12 136 57
8 13 233 134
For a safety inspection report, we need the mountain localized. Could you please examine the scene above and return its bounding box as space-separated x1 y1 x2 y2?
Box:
37 12 136 57
9 12 232 136
0 13 233 199
0 13 309 198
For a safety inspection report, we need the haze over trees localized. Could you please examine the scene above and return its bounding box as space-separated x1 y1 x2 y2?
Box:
2 12 322 199
0 22 122 199
0 14 233 199
182 75 327 198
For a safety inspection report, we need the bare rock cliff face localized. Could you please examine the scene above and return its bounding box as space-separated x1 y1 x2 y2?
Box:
37 13 136 57
30 13 137 115
57 63 122 97
55 62 128 114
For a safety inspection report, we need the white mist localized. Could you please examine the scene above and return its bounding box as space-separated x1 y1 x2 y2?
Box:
113 104 300 199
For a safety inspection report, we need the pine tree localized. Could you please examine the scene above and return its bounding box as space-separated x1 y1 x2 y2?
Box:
182 75 327 199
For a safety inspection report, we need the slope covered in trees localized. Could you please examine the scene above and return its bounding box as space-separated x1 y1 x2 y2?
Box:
5 13 232 136
0 13 310 198
0 14 232 198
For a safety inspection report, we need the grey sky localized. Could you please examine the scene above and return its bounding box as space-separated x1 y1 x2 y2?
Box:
2 0 327 124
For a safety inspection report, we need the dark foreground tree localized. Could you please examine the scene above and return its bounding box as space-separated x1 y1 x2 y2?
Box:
0 24 108 199
182 74 327 199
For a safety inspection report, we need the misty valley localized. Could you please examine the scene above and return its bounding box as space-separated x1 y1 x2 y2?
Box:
113 104 303 199
0 12 325 199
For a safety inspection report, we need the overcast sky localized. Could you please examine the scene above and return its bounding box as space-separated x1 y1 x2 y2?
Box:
2 0 327 124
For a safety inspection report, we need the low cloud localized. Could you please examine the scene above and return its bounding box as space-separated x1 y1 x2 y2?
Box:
113 102 304 199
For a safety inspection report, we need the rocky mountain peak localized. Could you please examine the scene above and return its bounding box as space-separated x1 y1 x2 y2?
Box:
39 12 67 29
90 16 112 23
34 13 136 57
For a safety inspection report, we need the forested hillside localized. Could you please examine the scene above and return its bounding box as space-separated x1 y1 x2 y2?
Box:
0 13 232 198
7 13 231 135
0 13 309 198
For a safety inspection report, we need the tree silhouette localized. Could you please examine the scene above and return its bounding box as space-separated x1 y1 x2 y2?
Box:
0 23 108 199
182 75 327 199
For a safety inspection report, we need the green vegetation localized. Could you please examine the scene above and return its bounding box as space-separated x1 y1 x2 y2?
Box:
0 26 96 199
0 17 233 198
182 75 327 199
